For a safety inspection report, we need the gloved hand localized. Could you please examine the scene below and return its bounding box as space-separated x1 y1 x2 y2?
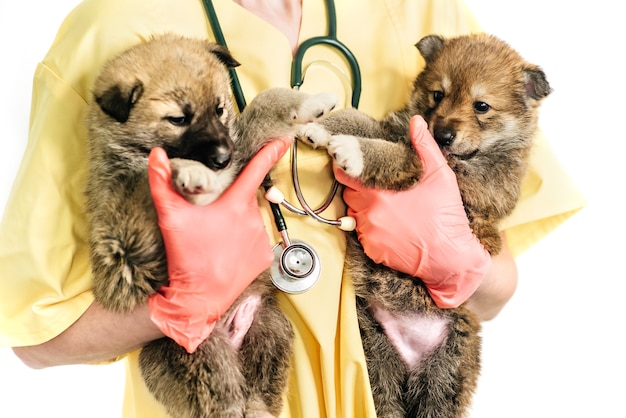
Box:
147 137 291 353
333 116 491 309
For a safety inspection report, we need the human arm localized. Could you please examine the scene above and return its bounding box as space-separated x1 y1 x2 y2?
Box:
464 231 518 321
13 137 291 366
12 301 163 369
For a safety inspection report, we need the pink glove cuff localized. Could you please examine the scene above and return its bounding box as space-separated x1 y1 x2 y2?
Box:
149 288 218 353
423 247 492 309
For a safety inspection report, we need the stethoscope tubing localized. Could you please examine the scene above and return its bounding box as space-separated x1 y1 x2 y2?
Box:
202 0 248 111
292 36 361 109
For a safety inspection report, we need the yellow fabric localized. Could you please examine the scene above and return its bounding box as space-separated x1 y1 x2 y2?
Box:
0 0 585 417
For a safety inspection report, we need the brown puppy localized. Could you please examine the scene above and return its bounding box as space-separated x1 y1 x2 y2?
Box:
297 33 551 417
85 34 336 418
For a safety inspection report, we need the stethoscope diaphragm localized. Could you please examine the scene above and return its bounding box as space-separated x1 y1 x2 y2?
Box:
270 240 321 294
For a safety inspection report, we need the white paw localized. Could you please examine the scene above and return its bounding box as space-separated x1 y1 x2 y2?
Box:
295 123 332 148
328 135 364 177
170 158 234 206
295 92 337 123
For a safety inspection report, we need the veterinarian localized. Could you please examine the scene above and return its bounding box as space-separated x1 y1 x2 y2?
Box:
0 0 585 417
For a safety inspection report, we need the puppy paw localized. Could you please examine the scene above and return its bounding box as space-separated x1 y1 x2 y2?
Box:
296 122 332 148
295 92 337 123
170 158 233 206
328 135 364 177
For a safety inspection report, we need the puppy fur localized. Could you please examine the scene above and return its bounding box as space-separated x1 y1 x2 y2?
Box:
85 34 336 418
297 33 551 417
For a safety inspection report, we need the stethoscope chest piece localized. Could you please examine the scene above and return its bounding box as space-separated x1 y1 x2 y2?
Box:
271 240 321 294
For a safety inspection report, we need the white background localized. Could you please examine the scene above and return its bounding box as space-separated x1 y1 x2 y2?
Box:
0 1 624 417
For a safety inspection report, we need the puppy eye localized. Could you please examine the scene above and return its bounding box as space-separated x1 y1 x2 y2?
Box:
216 105 224 117
166 116 190 126
433 91 444 103
474 102 490 114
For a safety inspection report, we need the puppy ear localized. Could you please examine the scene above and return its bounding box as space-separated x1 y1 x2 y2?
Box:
523 67 552 100
95 82 144 123
415 35 445 62
207 43 241 68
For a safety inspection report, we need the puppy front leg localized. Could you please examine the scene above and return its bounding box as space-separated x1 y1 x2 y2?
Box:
89 177 167 313
299 124 422 191
343 137 422 190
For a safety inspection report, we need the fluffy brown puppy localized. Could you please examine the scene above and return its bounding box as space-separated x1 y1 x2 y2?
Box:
297 33 551 418
85 34 336 418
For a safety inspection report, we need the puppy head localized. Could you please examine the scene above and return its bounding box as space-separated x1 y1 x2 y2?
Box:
88 34 240 170
410 33 551 160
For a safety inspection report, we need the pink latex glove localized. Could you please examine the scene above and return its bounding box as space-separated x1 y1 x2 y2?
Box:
147 138 291 353
333 116 491 309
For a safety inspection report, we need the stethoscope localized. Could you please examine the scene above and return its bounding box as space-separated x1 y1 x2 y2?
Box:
202 0 362 294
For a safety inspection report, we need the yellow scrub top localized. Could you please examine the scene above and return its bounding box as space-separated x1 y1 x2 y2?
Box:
0 0 585 417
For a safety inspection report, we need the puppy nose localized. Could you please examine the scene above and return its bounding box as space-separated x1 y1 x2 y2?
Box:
208 145 232 170
434 127 456 147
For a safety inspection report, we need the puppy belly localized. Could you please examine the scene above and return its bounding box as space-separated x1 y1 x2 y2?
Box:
370 300 449 370
217 294 262 350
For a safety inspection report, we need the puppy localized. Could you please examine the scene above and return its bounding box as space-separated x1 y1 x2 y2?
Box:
297 33 551 417
85 34 336 418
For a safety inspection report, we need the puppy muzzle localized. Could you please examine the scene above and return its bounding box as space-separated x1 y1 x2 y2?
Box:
167 130 234 171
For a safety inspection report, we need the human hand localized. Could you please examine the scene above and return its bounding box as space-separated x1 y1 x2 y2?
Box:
333 116 491 308
147 138 291 353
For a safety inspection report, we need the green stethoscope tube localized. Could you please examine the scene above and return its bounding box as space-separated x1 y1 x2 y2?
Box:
203 0 248 112
290 0 362 108
202 0 362 111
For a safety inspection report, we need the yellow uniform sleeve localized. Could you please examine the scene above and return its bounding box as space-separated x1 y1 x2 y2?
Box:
0 0 584 417
0 0 210 348
0 63 94 347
